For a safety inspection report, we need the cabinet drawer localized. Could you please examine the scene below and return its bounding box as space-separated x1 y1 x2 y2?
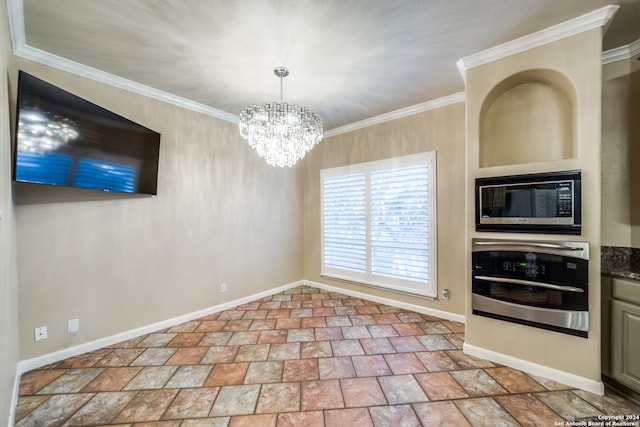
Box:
612 278 640 305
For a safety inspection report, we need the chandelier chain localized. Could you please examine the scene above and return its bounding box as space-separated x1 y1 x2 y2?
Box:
274 66 289 102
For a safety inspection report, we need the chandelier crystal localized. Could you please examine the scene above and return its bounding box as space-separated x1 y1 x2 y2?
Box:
239 67 323 168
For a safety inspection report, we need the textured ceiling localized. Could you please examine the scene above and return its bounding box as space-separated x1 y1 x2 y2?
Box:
11 0 640 132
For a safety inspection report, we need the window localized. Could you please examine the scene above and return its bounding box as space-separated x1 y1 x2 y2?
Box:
321 152 437 297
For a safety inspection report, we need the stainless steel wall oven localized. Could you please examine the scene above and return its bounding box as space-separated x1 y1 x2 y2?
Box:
472 239 589 338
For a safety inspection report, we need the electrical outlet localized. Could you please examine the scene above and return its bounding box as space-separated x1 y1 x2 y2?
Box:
34 326 48 342
442 288 450 300
221 283 228 293
68 318 79 333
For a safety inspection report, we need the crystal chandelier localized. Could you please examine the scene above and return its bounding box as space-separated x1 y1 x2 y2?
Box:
239 67 323 168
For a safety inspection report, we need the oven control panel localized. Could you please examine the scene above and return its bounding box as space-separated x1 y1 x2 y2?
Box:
500 260 546 276
473 250 586 285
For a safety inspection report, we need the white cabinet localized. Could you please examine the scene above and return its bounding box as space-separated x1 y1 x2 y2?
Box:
610 278 640 393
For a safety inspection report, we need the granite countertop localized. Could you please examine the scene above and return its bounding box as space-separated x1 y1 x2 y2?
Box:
601 246 640 281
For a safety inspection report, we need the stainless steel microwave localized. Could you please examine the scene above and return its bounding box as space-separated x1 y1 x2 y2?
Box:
475 170 581 234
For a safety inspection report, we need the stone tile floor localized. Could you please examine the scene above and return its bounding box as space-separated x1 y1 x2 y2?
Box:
15 285 640 426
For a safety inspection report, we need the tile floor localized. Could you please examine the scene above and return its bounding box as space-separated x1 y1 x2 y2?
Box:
15 285 640 426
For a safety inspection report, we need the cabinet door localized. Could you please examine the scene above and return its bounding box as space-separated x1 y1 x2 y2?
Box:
611 299 640 393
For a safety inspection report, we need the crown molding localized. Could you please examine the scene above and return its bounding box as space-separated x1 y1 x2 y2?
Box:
13 44 240 123
6 0 24 52
456 5 620 81
10 32 463 138
323 92 465 138
6 0 238 124
6 0 464 137
9 32 465 137
7 0 632 137
602 38 640 64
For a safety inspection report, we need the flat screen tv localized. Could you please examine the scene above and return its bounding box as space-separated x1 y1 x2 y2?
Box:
13 71 160 195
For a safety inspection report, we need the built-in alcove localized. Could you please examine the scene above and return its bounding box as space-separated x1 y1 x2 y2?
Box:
479 69 577 168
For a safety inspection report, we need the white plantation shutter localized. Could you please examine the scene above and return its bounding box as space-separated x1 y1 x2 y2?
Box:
321 152 437 297
371 165 429 283
322 173 367 274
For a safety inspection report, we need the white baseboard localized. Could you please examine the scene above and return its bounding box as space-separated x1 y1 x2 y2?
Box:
15 279 603 406
8 363 19 427
463 342 605 395
24 278 459 374
17 280 303 374
17 278 464 375
303 279 466 324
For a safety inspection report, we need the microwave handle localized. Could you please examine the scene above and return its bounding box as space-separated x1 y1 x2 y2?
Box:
473 241 583 251
474 275 585 293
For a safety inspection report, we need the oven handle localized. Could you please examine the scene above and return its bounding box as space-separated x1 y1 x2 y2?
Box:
474 275 585 293
473 241 583 251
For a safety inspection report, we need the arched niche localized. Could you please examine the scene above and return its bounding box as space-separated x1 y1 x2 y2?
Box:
479 69 577 168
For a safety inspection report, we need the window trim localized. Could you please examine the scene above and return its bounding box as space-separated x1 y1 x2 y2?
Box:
320 152 437 298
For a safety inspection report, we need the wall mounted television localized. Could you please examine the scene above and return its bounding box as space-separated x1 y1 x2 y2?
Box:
13 71 161 195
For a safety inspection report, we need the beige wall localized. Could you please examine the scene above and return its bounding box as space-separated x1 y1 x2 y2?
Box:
480 73 575 168
0 0 20 424
302 102 467 316
12 60 304 360
630 64 640 247
601 56 640 248
465 29 603 382
602 58 633 247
